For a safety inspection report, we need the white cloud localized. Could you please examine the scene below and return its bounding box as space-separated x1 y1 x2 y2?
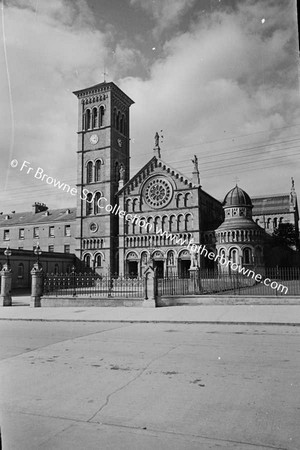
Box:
122 1 300 197
130 0 196 34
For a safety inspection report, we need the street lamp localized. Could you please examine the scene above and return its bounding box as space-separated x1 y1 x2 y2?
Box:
4 246 12 267
34 243 42 265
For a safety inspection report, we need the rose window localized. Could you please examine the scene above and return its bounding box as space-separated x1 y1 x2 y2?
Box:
143 176 173 209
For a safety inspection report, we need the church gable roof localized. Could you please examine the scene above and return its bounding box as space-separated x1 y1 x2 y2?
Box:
117 156 195 196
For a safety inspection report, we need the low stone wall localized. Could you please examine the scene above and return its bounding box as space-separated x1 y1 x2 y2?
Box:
41 296 144 307
157 295 300 306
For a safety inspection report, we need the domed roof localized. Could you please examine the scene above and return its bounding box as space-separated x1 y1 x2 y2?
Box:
223 185 252 208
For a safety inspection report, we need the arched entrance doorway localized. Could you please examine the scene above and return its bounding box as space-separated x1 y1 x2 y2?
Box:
126 251 139 278
152 250 165 278
178 250 191 278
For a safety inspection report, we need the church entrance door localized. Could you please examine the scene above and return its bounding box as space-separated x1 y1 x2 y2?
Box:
127 261 138 278
178 259 190 278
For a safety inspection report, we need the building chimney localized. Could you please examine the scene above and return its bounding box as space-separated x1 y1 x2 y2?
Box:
32 202 48 214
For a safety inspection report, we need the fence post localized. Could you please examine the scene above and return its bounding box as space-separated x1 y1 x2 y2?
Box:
143 266 157 307
0 265 12 306
30 263 44 307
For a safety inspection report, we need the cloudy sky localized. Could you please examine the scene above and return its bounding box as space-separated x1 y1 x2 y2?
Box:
0 0 299 212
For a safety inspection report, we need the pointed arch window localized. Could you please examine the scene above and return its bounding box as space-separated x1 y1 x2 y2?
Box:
87 161 93 184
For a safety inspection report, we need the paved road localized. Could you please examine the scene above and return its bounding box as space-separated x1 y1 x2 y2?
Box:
0 322 299 449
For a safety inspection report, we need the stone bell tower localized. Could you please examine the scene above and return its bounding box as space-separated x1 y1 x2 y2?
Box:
73 81 134 273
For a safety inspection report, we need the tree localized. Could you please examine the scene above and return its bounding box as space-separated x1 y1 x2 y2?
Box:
272 223 298 249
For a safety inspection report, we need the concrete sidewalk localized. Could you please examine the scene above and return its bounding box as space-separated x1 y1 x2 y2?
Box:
0 296 300 324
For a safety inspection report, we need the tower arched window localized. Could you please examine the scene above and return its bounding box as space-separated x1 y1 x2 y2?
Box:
87 161 93 184
273 218 278 229
86 193 93 216
95 160 101 182
99 106 105 127
92 107 98 128
94 192 101 215
85 109 91 130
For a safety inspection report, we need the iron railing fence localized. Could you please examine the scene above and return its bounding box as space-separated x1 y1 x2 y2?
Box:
159 267 300 296
43 272 144 298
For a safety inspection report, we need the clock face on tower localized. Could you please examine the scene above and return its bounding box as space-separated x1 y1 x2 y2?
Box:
143 176 173 209
89 134 98 145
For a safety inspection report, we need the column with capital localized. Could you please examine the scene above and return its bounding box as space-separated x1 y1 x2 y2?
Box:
0 247 12 306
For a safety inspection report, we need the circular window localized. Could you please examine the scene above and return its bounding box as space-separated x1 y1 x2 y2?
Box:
90 222 98 233
143 176 173 209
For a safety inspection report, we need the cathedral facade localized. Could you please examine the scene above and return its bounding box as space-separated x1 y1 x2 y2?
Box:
73 81 223 276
